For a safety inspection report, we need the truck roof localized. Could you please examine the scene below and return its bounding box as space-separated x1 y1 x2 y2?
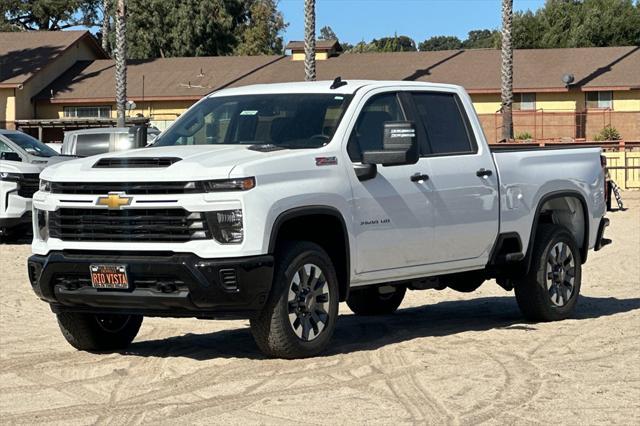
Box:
210 80 464 97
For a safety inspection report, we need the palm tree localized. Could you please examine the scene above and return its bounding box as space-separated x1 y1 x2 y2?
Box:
115 0 127 127
500 0 514 141
101 0 110 54
304 0 316 81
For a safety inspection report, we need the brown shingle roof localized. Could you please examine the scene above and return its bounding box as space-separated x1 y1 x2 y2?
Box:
0 30 105 87
231 46 640 92
40 55 285 102
36 46 640 102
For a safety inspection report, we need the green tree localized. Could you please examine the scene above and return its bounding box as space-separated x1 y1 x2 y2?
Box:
372 34 417 52
463 29 501 49
512 0 640 49
235 0 286 55
512 10 544 48
1 0 100 30
319 25 337 40
418 36 463 51
124 0 267 59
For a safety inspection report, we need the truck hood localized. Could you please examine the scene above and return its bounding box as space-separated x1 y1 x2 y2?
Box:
41 145 287 182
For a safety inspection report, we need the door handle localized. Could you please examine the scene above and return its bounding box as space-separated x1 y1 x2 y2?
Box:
410 173 429 182
476 168 493 178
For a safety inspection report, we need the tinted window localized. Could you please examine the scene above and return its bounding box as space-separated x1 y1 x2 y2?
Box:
413 92 475 155
153 94 351 149
76 133 111 156
348 93 405 162
3 132 58 157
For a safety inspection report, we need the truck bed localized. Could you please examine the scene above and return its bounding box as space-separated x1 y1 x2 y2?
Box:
491 146 606 254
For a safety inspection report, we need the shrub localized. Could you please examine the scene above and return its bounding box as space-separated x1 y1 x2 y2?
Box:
515 131 533 140
593 125 621 141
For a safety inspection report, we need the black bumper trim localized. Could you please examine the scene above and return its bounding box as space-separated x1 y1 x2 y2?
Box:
28 251 274 319
0 211 32 231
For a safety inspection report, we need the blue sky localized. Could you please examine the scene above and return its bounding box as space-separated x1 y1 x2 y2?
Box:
278 0 546 44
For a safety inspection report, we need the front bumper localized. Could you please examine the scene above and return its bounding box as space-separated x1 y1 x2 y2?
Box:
28 251 274 319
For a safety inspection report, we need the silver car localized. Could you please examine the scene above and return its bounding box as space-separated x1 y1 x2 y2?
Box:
62 127 160 157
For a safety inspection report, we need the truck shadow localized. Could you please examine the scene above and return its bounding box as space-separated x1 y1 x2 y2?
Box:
123 295 640 361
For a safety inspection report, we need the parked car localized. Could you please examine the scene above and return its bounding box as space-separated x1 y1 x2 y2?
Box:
61 126 160 156
0 130 71 236
29 81 610 358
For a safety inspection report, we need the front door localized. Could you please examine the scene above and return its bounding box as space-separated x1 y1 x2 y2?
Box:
347 91 435 273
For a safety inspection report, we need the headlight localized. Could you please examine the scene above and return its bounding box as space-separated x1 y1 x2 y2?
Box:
206 209 243 244
39 179 51 192
0 172 21 182
203 177 255 192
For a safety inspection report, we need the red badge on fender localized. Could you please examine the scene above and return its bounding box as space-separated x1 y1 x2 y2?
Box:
315 157 338 166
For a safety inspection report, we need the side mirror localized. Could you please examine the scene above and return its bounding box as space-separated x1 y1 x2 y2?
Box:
361 121 419 166
0 152 22 162
130 125 148 148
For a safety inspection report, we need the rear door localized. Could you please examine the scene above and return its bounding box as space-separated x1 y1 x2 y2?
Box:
410 90 499 264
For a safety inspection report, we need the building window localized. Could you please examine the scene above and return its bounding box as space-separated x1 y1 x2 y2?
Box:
586 91 613 109
63 106 111 118
514 93 536 111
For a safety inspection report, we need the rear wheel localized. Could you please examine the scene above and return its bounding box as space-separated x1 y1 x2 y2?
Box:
515 224 582 321
347 285 406 316
56 312 143 351
250 241 339 359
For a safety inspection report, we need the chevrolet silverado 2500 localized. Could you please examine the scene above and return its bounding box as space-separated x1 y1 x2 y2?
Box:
28 81 610 358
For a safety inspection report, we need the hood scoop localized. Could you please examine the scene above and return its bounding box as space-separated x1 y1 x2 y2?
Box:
247 144 285 153
93 157 182 168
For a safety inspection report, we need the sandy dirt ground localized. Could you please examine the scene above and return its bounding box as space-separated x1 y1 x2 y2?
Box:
1 193 638 425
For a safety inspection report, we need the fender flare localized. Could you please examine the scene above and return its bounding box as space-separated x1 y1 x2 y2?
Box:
524 190 590 271
267 205 351 300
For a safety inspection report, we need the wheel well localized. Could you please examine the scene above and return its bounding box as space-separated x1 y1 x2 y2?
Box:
270 211 350 302
532 193 589 264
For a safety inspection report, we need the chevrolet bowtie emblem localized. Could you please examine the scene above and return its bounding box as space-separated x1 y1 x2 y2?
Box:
96 192 132 209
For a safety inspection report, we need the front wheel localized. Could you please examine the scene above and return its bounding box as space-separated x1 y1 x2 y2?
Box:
250 241 339 359
56 312 143 351
514 224 582 321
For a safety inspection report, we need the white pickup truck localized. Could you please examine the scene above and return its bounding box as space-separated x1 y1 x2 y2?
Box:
28 80 610 358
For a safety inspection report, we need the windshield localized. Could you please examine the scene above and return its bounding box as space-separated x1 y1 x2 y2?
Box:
3 132 58 157
152 94 352 149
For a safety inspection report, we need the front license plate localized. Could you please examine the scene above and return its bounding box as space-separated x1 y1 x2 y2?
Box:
90 264 129 289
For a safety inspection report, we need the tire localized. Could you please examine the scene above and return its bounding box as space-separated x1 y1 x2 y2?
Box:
346 285 406 315
514 224 582 322
250 241 339 359
56 312 143 351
